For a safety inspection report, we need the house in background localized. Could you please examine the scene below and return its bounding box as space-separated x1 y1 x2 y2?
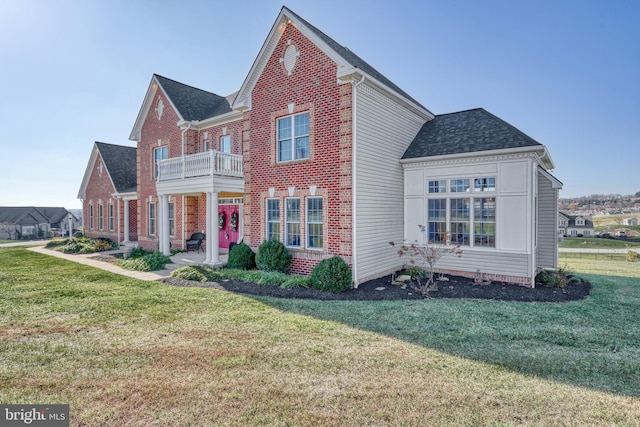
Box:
0 207 79 239
79 6 561 286
623 217 638 226
78 142 138 244
559 210 594 237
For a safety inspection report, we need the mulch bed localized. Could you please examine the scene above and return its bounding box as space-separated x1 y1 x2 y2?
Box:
161 273 591 303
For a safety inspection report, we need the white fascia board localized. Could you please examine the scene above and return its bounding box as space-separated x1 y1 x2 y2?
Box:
400 145 548 166
338 67 434 121
129 75 184 141
232 8 353 112
112 191 137 201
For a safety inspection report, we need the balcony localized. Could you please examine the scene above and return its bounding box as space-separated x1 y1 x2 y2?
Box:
157 150 243 182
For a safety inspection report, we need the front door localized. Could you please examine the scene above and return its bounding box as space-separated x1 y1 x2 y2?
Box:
218 204 239 249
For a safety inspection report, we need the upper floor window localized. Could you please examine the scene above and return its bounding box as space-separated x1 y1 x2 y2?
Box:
450 179 470 193
220 135 231 153
153 146 168 179
277 112 309 162
428 180 447 194
474 177 496 192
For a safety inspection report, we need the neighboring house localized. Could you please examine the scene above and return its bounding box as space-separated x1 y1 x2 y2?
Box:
623 218 638 226
78 142 138 243
558 211 594 237
0 207 79 239
80 6 561 286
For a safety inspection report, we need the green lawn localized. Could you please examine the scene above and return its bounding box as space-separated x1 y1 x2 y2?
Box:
560 236 640 249
1 247 639 425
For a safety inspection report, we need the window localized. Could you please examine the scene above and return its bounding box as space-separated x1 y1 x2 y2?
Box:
474 177 496 192
427 199 447 243
428 180 447 193
149 202 156 236
153 146 168 179
450 179 470 193
474 197 496 247
307 197 323 249
169 202 175 236
277 112 309 162
266 199 280 241
220 135 231 153
450 198 470 245
108 202 114 231
98 202 104 230
285 198 301 247
89 203 94 230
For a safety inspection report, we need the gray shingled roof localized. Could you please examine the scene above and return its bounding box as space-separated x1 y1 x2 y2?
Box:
95 142 137 193
155 74 232 121
402 108 543 159
0 207 55 225
284 7 428 112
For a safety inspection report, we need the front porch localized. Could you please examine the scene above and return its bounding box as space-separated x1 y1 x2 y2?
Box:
155 150 245 268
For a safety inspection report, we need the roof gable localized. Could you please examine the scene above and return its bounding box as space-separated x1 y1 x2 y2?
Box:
402 108 545 160
129 75 232 141
233 7 431 117
77 142 137 199
0 207 58 224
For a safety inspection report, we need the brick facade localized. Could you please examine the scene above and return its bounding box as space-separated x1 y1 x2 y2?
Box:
243 23 353 275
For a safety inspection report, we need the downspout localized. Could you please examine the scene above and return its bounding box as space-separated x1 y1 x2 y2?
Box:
351 75 366 286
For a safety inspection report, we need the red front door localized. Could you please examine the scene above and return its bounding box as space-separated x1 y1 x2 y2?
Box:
218 205 239 249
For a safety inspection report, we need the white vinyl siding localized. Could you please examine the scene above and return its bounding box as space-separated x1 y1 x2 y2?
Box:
353 84 427 283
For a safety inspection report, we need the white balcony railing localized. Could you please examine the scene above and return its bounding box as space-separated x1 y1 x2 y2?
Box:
157 150 243 182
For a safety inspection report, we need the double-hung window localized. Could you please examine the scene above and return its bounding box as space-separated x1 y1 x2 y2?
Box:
108 202 114 231
98 202 104 230
220 135 231 153
153 146 168 179
277 112 309 162
89 203 94 229
306 197 323 249
168 202 175 237
148 202 156 236
285 198 300 247
427 199 447 243
266 199 280 241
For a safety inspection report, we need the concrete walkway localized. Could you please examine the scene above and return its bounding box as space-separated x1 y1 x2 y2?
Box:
20 244 227 281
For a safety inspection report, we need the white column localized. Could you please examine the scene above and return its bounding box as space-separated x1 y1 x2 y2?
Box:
160 195 171 256
123 199 130 243
205 191 221 266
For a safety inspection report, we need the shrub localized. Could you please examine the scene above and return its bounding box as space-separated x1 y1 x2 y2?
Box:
255 239 292 273
227 243 256 270
281 275 312 289
45 238 70 249
171 266 207 282
62 242 84 254
116 251 171 272
311 256 352 293
627 250 638 262
536 266 571 288
126 247 149 259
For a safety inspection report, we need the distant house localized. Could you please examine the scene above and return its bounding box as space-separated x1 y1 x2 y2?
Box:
623 218 638 226
77 142 138 244
558 211 594 237
0 207 79 239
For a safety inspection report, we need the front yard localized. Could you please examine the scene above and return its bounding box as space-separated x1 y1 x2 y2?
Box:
0 246 639 425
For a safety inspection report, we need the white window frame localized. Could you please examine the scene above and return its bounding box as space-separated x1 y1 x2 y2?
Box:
153 146 168 179
266 199 280 241
285 198 301 248
108 201 114 231
89 203 94 230
148 202 156 236
306 197 323 250
220 135 231 153
98 201 104 230
277 112 310 162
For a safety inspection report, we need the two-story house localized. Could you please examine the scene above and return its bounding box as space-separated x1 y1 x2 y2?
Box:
559 210 594 237
80 6 562 286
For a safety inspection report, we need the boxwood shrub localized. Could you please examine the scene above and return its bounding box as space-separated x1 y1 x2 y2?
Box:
311 256 352 293
227 243 256 270
255 239 292 273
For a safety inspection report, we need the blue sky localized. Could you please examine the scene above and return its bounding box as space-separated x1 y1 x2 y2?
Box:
1 0 638 209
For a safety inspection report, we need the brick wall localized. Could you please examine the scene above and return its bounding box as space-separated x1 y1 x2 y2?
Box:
243 23 353 275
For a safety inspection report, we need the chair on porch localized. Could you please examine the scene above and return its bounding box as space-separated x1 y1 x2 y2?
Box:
186 232 205 253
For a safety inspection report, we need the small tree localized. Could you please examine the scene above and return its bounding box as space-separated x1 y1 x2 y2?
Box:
390 225 462 295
